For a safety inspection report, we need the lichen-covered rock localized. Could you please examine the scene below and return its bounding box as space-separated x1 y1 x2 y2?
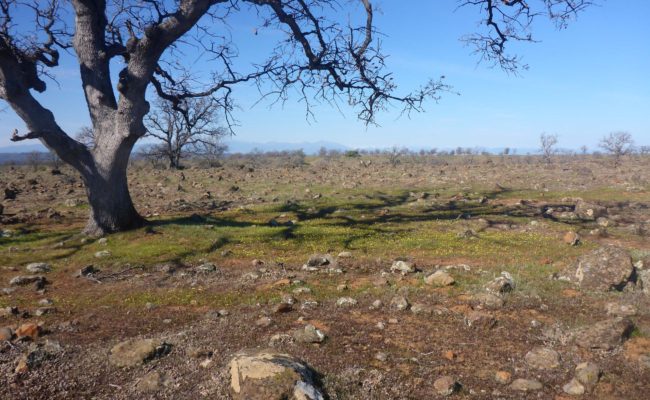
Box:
574 318 634 350
573 246 633 291
229 349 324 400
108 339 171 368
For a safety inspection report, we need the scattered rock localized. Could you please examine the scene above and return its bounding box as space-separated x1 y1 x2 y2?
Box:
575 200 607 220
108 339 172 368
229 349 325 400
510 378 543 392
637 269 650 296
471 292 505 310
337 251 352 258
94 250 111 258
605 302 637 317
563 231 580 246
197 262 218 272
390 260 416 275
273 303 293 313
573 246 634 291
494 371 512 385
0 326 13 341
256 317 272 327
137 371 162 393
389 295 410 311
336 297 357 308
464 311 496 330
292 324 326 344
524 347 560 369
302 254 335 271
424 270 455 286
485 272 515 293
575 362 600 390
25 262 51 273
293 287 312 295
77 265 99 277
410 303 432 315
9 275 45 286
574 318 634 350
15 323 41 340
34 307 55 316
433 376 461 396
563 378 585 395
97 237 108 245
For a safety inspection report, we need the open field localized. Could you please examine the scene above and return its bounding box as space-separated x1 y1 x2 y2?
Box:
1 154 650 399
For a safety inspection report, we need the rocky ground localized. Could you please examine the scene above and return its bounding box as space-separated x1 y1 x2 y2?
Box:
1 154 649 399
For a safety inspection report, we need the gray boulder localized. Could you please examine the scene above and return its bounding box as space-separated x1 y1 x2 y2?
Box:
229 349 325 400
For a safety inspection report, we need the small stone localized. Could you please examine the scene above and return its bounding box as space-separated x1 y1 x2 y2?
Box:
575 362 600 388
524 347 560 369
370 299 383 309
94 250 111 258
390 260 416 274
494 371 511 384
0 327 13 341
301 301 318 310
563 231 580 246
605 302 637 317
574 317 634 350
38 298 53 306
77 265 99 276
375 352 388 362
15 323 41 340
472 292 505 310
137 371 161 393
464 311 496 330
273 303 293 313
292 324 326 344
336 284 348 292
336 297 357 308
376 321 386 330
485 272 515 293
9 275 45 286
197 262 218 272
373 277 389 287
293 287 312 295
410 303 432 315
34 307 55 316
337 251 353 258
98 238 108 245
108 339 171 368
389 295 410 311
256 317 272 327
510 378 543 392
563 378 585 395
25 263 51 273
424 270 455 286
433 376 460 396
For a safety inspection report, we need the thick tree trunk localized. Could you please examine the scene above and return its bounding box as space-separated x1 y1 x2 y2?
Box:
81 134 145 236
82 165 145 236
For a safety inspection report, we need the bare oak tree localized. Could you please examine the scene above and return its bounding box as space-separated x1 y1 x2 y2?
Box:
1 0 591 235
539 132 558 165
599 131 634 167
146 97 226 169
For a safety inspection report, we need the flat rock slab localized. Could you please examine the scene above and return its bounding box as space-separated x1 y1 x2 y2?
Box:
573 246 633 291
229 349 324 400
109 339 171 368
574 318 634 350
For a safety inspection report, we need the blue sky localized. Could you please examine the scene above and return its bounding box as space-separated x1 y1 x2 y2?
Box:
1 0 649 151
